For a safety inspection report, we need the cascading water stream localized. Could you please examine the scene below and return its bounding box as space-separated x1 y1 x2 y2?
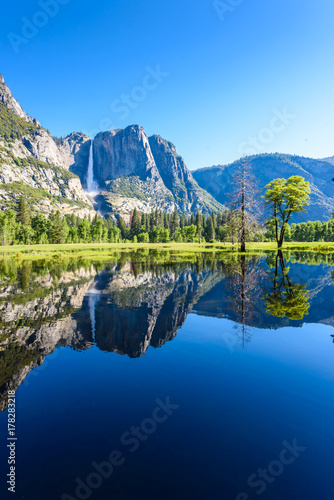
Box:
86 140 99 194
88 293 99 342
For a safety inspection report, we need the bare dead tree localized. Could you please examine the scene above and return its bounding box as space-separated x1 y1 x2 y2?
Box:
229 158 264 252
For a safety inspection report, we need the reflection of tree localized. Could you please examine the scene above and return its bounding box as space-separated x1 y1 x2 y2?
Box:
226 255 265 347
17 264 32 291
265 251 310 320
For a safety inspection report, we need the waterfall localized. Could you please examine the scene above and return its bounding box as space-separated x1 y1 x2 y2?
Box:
86 141 99 194
88 293 99 342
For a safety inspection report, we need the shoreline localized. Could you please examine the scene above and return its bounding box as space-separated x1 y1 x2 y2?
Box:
1 241 334 261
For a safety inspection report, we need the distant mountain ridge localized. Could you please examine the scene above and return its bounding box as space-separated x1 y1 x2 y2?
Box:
193 153 334 221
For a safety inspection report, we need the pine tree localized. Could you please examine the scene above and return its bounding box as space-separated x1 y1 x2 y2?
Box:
164 212 169 229
17 197 30 226
171 207 179 240
195 211 203 243
217 209 223 227
131 208 141 237
145 213 150 232
149 212 155 231
210 211 217 229
117 216 127 239
206 218 215 241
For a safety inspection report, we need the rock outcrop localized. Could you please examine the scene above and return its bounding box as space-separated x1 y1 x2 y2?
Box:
149 134 221 214
0 74 95 217
94 126 161 184
91 125 224 216
0 73 40 126
22 128 67 168
54 132 91 181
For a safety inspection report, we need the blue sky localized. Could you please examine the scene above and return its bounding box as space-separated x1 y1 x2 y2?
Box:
1 0 334 170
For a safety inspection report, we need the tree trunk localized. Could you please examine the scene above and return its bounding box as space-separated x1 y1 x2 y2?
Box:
241 255 246 348
240 162 246 252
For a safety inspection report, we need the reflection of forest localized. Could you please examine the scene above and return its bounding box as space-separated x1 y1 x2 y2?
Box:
0 251 334 412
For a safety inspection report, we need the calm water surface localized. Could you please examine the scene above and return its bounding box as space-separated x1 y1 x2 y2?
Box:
0 251 333 500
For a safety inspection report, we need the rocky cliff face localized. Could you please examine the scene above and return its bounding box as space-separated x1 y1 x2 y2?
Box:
90 125 223 216
193 153 334 221
0 73 39 126
22 128 67 168
0 73 95 217
149 134 221 214
94 126 160 183
54 132 91 181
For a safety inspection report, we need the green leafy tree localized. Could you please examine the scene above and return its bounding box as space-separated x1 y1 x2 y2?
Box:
31 214 50 244
182 225 197 242
20 225 34 245
195 212 203 243
264 176 310 248
0 210 17 245
108 226 121 243
49 211 68 244
68 226 79 243
138 232 149 243
92 218 106 243
150 226 162 243
78 218 91 242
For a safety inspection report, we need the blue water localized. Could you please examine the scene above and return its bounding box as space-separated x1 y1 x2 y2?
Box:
0 255 333 499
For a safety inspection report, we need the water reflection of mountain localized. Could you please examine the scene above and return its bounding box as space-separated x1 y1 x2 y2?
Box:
1 253 334 412
0 259 224 410
75 262 223 358
0 265 97 411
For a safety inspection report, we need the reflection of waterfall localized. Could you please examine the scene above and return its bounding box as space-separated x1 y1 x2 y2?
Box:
88 294 100 342
86 141 99 193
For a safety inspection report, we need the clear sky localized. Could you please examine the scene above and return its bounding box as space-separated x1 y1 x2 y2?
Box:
1 0 334 170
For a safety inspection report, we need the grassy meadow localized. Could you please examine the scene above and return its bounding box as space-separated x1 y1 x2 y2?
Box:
1 241 334 262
